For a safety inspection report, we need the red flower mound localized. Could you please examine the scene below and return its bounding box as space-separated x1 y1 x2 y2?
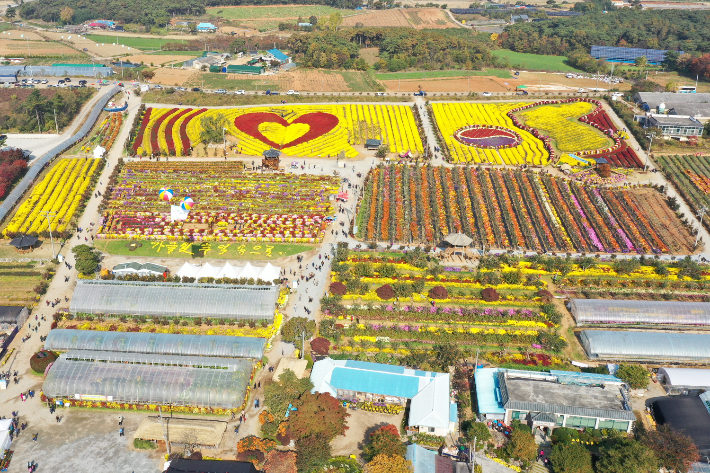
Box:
456 126 521 148
179 108 207 153
375 424 400 437
164 108 193 155
150 108 178 154
428 285 448 299
310 337 331 355
376 284 395 300
233 112 339 149
330 281 347 296
537 289 553 302
481 287 500 302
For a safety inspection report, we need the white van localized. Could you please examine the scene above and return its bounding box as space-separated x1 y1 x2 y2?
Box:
140 84 150 93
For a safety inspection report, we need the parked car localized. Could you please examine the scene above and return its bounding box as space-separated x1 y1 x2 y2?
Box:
176 87 186 91
154 84 162 89
191 87 200 92
413 91 426 96
235 89 246 95
265 90 279 95
64 77 71 83
41 79 48 84
82 48 89 51
286 90 300 95
215 89 227 94
482 91 492 97
57 80 65 85
78 80 87 85
376 92 388 96
32 79 41 84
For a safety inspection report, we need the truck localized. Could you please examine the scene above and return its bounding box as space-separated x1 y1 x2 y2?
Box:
413 91 427 96
264 90 279 95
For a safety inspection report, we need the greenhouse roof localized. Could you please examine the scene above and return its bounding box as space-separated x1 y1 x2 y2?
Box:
658 368 710 388
62 350 249 371
570 299 710 326
69 280 278 320
44 329 265 359
43 353 252 408
581 330 710 362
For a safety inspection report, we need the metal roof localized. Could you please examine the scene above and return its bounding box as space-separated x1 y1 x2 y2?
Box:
44 329 265 359
570 299 710 326
658 368 710 388
330 366 421 398
590 45 679 64
69 280 278 320
43 353 252 408
267 48 289 62
474 368 506 415
649 116 703 128
581 330 710 361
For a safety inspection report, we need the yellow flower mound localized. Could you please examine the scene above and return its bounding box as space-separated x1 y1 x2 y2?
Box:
431 102 549 165
518 102 610 152
4 158 101 236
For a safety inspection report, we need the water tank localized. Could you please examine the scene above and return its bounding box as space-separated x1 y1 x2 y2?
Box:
658 102 666 113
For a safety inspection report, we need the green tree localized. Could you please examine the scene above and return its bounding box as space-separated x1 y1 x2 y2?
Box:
5 6 16 19
613 257 641 274
59 5 74 23
309 15 318 25
281 316 316 344
288 392 349 441
597 439 658 473
296 433 332 473
264 369 314 420
199 113 227 146
507 428 537 463
616 363 649 389
327 12 343 30
464 420 491 449
363 425 406 461
548 441 593 473
431 342 461 371
641 424 699 473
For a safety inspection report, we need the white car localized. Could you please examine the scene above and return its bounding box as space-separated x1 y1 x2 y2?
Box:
611 92 623 97
376 92 388 96
482 91 492 97
215 89 227 94
41 79 48 84
578 88 587 93
286 90 300 95
235 89 246 95
154 84 162 89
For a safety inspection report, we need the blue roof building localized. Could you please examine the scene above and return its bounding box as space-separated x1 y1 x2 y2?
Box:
405 444 456 473
267 48 291 64
590 45 682 65
311 359 457 436
196 23 218 32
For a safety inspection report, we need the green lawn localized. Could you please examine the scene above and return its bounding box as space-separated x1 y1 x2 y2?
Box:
184 73 280 91
207 5 355 20
94 239 314 260
491 50 581 72
339 70 384 92
147 50 204 56
84 34 187 50
375 69 512 80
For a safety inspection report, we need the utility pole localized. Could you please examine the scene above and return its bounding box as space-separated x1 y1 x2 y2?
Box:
158 406 171 455
40 211 58 259
696 206 708 248
36 109 41 133
644 132 656 172
53 108 59 134
301 330 305 359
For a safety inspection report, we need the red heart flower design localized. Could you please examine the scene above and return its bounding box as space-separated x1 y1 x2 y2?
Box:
233 112 339 150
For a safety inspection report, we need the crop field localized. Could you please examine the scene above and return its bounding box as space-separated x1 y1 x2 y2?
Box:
342 8 458 28
2 30 44 40
0 262 53 306
381 76 509 93
124 53 200 66
43 31 136 56
656 155 710 232
151 68 199 86
376 69 512 80
273 70 382 92
207 4 352 20
84 34 184 51
492 50 581 72
0 39 77 57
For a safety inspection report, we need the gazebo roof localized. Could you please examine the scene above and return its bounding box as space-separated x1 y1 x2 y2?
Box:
10 234 38 248
263 149 281 158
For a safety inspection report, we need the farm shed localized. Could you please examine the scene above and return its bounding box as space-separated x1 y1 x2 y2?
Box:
657 368 710 395
44 329 266 359
225 65 264 75
569 299 710 327
134 417 227 447
69 280 278 321
580 330 710 362
43 351 253 408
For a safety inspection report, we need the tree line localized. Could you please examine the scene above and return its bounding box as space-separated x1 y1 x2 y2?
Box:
19 0 359 27
288 28 500 72
500 9 710 56
0 88 95 134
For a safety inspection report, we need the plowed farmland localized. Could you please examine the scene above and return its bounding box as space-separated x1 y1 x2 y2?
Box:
381 76 509 93
0 39 77 56
342 8 459 28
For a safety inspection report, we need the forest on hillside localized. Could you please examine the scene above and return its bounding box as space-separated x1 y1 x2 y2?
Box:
501 9 710 56
19 0 360 26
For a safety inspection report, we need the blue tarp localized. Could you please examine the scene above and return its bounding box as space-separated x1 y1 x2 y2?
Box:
474 368 506 415
330 366 420 398
0 85 120 223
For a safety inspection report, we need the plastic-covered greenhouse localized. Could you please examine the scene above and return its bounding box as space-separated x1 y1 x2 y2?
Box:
43 352 252 408
570 299 710 327
581 330 710 362
70 280 278 320
44 330 265 359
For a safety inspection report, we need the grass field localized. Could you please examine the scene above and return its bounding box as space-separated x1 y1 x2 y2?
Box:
184 73 280 91
376 68 512 80
143 90 412 106
147 50 204 56
335 70 383 92
0 261 54 306
491 50 581 72
84 34 187 50
94 240 314 260
207 5 355 20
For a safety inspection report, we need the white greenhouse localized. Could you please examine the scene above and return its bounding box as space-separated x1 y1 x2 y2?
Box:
581 330 710 362
570 300 710 327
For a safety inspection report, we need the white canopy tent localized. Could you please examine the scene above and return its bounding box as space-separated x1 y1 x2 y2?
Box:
0 418 12 454
176 262 282 283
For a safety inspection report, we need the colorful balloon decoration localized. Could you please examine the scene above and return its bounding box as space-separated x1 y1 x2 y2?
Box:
181 197 194 211
159 188 174 201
